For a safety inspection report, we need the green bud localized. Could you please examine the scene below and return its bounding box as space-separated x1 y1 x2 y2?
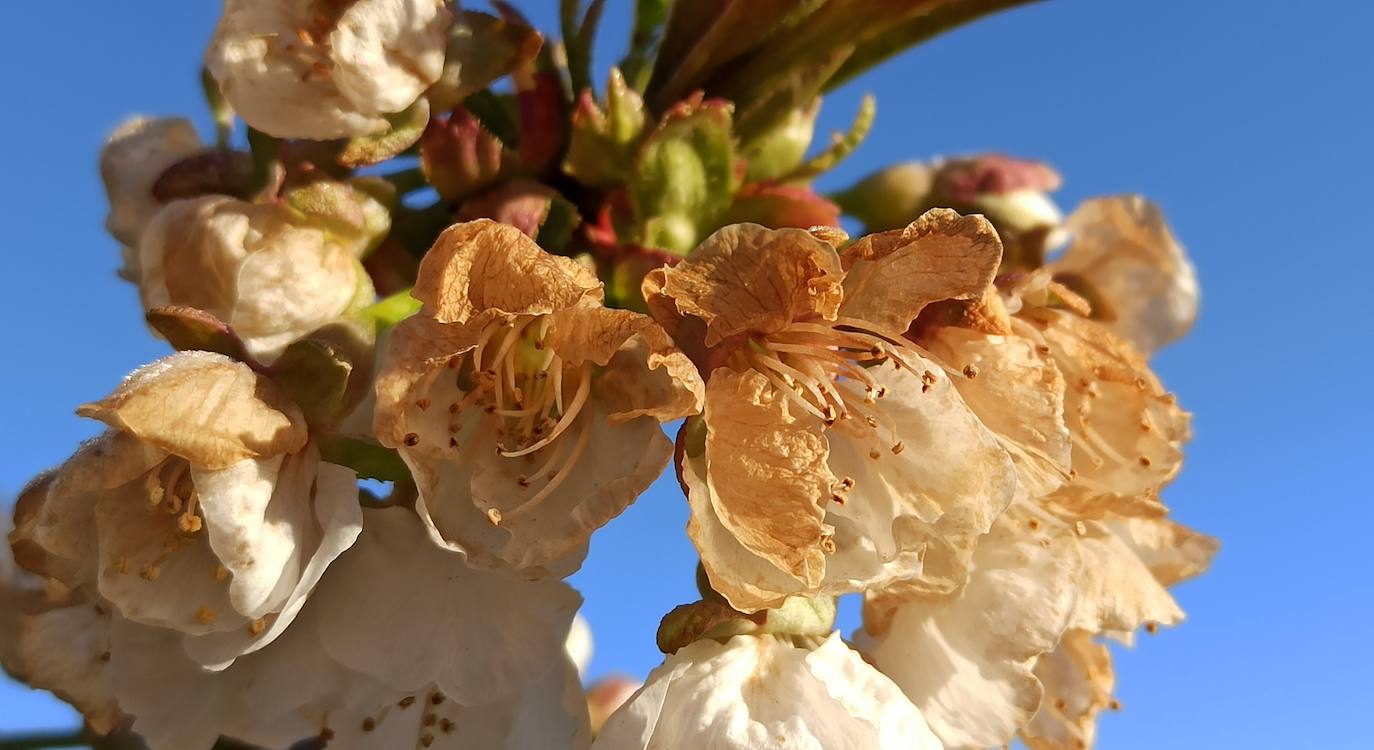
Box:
742 100 819 182
629 97 738 253
656 600 761 655
832 161 936 232
563 68 649 187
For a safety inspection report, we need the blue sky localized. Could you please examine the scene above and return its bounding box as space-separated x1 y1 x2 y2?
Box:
2 1 1370 747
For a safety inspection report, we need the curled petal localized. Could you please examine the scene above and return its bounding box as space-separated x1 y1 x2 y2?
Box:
413 220 602 324
544 303 705 422
76 351 307 469
101 117 202 250
1102 516 1218 586
1055 195 1198 353
1066 521 1184 635
13 604 123 734
650 223 844 347
840 209 1003 334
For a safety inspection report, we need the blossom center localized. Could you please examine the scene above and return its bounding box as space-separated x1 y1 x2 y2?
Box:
736 316 929 453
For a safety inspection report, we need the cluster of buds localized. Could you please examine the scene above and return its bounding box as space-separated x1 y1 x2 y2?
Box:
3 2 1212 750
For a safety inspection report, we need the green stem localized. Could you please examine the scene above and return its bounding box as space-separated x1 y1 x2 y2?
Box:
0 729 88 750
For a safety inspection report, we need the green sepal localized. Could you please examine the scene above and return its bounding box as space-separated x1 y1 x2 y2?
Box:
145 306 251 363
284 178 396 257
563 68 649 187
742 100 819 183
362 289 423 330
339 98 431 168
430 11 543 113
656 600 762 655
318 435 413 483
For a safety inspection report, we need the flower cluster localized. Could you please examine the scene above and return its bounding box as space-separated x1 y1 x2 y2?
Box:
4 2 1213 749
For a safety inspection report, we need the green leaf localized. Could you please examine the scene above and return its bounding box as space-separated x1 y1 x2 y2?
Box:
619 0 672 90
562 0 608 97
825 0 1046 91
318 435 413 483
339 98 430 167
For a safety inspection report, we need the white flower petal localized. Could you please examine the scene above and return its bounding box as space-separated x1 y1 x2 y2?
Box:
594 633 941 750
317 507 582 704
101 117 202 250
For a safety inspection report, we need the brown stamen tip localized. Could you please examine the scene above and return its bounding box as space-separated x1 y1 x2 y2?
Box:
194 606 216 625
868 449 881 460
421 735 435 748
517 476 531 489
1145 621 1159 634
1036 344 1051 355
891 442 905 455
416 398 431 410
1027 519 1041 530
449 402 461 414
962 364 979 379
831 493 847 505
361 718 377 732
399 696 417 709
248 618 267 636
403 433 420 446
1109 699 1122 711
486 508 503 526
841 476 855 489
214 565 229 581
139 564 160 581
178 513 202 533
1055 698 1069 711
440 719 455 734
430 692 445 705
319 728 335 742
484 405 497 414
449 437 459 449
922 371 938 385
1138 456 1153 467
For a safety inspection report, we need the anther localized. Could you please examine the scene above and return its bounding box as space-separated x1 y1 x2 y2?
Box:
403 433 420 447
361 718 376 732
1145 622 1159 635
891 442 905 455
486 508 502 526
440 719 455 734
178 513 202 533
421 735 434 748
139 564 160 581
319 728 335 742
517 476 531 489
248 618 267 636
416 398 431 410
399 696 417 709
868 449 881 460
963 364 979 379
194 606 216 624
1138 456 1152 467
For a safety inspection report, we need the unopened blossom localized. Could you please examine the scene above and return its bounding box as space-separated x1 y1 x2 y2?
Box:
11 351 362 669
593 633 941 750
1051 195 1199 353
205 0 451 139
94 506 588 750
647 211 1018 612
139 195 368 362
856 506 1081 750
374 220 704 578
100 117 203 258
586 675 641 735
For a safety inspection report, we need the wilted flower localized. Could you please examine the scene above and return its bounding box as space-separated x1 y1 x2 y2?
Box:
648 211 1018 611
11 351 362 669
100 116 203 276
593 633 941 750
375 220 703 578
1051 195 1199 354
139 195 370 362
205 0 452 139
856 506 1081 750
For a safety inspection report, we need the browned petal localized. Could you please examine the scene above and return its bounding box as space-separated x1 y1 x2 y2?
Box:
702 368 833 586
544 301 705 423
75 352 306 470
653 223 844 347
1105 516 1219 587
372 313 489 450
1020 308 1190 515
839 208 1003 334
412 219 602 324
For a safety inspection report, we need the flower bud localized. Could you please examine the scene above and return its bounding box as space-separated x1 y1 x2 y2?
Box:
832 161 936 232
564 68 648 187
100 117 203 253
936 154 1063 237
420 108 506 202
139 196 369 363
586 675 640 735
741 101 819 182
205 0 451 140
